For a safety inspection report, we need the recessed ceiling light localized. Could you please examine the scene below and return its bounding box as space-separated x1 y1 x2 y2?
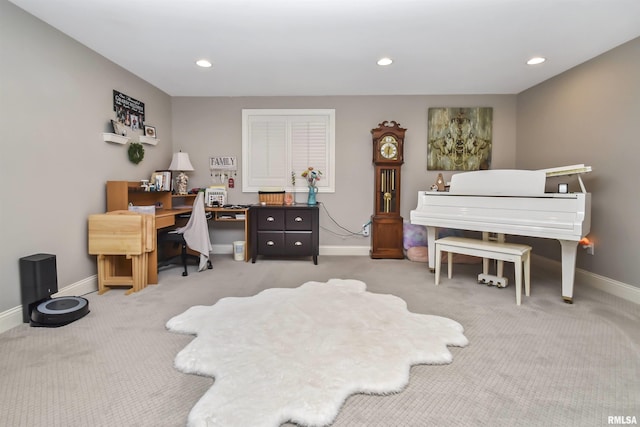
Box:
196 59 212 68
527 57 546 65
377 57 393 66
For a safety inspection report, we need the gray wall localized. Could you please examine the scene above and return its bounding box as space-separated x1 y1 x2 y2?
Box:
0 1 173 313
2 0 637 316
171 96 517 248
516 36 640 288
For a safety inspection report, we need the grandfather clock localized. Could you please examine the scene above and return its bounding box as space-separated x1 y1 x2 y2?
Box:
370 121 406 259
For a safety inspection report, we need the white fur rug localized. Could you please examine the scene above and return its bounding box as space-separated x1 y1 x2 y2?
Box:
166 279 468 427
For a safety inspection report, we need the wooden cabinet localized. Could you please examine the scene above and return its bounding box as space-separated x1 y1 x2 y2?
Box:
250 205 319 264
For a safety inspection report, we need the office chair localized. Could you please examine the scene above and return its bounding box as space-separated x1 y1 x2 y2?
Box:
158 192 213 276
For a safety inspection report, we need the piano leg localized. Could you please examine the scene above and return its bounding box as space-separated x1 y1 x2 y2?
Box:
426 226 438 272
559 240 578 304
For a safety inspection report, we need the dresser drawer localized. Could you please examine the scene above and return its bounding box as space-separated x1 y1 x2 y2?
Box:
257 209 284 230
285 232 313 255
257 231 285 255
285 210 314 231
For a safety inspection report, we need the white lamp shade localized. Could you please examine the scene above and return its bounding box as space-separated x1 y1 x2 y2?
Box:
168 152 194 171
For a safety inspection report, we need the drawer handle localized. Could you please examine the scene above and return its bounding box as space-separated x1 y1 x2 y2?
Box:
266 240 275 246
266 216 275 222
294 216 303 222
294 241 303 246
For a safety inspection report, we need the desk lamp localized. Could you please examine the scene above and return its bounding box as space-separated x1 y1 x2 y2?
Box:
169 151 195 195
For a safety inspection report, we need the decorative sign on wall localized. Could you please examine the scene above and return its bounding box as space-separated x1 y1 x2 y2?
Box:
427 107 493 171
113 90 145 131
209 156 237 171
209 156 238 186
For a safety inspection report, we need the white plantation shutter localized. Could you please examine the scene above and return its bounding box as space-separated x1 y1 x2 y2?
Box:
291 117 329 189
246 118 287 188
242 109 335 192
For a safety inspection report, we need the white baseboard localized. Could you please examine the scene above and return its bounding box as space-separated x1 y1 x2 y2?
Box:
576 269 640 304
0 306 23 335
212 244 234 254
0 275 98 335
52 275 98 298
532 255 640 305
320 245 371 256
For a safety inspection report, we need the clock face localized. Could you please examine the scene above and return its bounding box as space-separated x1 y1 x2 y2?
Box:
380 136 398 159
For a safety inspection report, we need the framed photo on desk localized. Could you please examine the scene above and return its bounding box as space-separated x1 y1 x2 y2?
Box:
152 170 172 192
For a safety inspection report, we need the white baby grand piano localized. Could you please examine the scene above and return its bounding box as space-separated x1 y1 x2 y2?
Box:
410 165 592 303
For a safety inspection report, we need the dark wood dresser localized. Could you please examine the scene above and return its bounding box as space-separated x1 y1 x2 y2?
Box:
250 205 319 264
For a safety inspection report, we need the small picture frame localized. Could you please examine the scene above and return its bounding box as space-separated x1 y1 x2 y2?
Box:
144 125 157 138
111 119 127 136
558 183 569 194
152 170 172 191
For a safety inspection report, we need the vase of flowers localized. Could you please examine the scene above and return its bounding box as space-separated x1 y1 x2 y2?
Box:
301 167 322 205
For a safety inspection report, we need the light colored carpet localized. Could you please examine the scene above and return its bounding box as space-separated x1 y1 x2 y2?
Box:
0 255 638 426
166 278 468 426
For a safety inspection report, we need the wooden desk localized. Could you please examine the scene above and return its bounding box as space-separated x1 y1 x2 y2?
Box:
155 207 190 228
105 181 249 284
205 207 250 261
168 196 250 260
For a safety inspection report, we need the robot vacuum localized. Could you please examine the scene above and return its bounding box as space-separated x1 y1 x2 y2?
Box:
20 253 90 328
30 296 90 327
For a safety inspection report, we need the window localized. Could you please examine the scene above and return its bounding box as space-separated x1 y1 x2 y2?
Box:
242 109 335 192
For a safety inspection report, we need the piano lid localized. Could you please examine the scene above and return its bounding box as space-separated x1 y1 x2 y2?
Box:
446 164 593 196
538 164 592 178
539 164 592 193
449 169 546 196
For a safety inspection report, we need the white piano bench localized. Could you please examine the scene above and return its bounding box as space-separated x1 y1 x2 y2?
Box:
434 236 531 305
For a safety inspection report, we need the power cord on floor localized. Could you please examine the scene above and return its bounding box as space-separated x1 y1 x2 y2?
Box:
317 202 370 238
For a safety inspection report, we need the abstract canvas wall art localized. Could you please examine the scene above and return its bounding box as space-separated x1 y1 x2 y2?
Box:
427 107 493 171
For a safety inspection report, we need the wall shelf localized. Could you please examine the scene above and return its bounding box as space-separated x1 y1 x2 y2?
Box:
139 135 159 146
102 132 129 144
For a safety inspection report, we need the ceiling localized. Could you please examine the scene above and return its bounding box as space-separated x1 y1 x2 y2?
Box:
9 0 640 97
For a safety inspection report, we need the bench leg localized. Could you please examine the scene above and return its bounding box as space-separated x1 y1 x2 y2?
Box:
447 252 453 279
515 259 523 305
524 252 531 297
435 246 442 286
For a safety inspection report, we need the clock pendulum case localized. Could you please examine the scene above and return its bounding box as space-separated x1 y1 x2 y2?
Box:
370 120 406 259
